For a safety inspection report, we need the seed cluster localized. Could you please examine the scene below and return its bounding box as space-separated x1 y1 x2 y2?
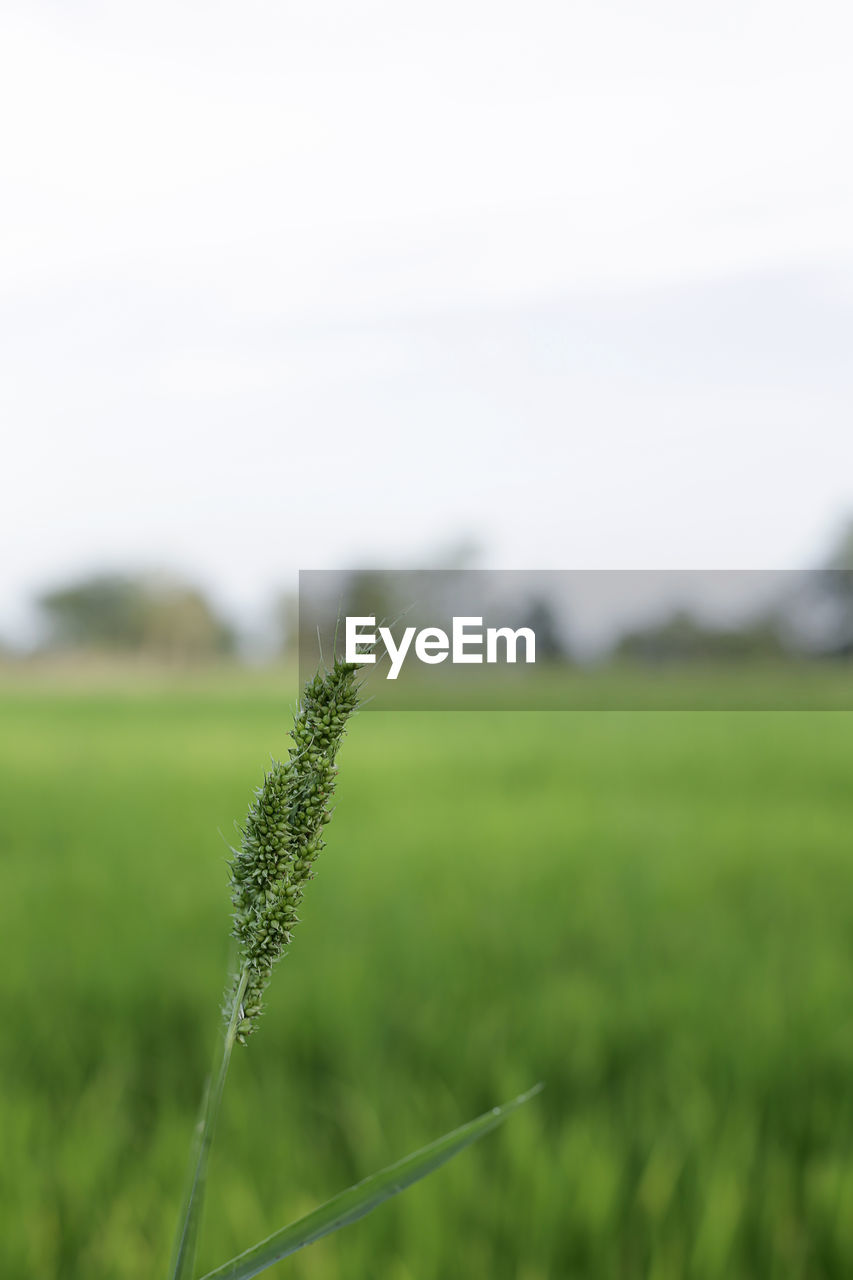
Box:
228 660 360 1041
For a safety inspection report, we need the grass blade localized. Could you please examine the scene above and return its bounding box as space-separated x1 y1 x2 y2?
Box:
169 967 249 1280
197 1084 543 1280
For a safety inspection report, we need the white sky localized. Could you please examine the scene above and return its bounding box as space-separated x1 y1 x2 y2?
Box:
2 1 852 640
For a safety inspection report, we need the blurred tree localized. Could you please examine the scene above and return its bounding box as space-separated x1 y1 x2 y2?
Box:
517 596 569 662
822 520 853 570
270 591 298 660
38 572 235 662
614 609 786 663
812 520 853 654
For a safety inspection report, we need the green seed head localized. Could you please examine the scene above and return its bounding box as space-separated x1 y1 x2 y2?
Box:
227 659 360 1041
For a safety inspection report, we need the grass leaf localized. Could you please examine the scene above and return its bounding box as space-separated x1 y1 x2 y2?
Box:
197 1084 543 1280
169 969 249 1280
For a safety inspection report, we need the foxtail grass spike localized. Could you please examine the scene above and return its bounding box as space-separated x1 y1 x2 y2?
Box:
227 658 360 1041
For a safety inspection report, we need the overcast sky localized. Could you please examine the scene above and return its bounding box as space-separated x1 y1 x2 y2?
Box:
2 1 852 641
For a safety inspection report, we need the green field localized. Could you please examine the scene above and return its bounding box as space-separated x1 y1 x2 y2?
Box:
1 671 852 1278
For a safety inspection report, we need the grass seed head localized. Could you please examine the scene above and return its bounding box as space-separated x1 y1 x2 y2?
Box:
228 659 360 1041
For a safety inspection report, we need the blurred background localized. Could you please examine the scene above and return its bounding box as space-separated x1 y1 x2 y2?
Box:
2 2 853 1276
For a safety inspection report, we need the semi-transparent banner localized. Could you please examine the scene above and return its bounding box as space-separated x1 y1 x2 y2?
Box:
298 570 853 710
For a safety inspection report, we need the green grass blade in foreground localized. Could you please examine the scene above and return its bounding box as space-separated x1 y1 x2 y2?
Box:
170 968 249 1280
198 1084 544 1280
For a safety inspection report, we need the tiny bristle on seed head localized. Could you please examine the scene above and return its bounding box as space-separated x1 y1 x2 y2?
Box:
226 658 360 1039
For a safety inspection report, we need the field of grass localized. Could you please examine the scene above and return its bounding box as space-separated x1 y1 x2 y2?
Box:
1 668 852 1278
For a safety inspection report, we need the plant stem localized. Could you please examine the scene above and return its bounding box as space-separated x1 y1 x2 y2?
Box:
170 966 249 1280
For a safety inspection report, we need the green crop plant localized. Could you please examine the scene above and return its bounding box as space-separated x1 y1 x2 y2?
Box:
169 658 540 1280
